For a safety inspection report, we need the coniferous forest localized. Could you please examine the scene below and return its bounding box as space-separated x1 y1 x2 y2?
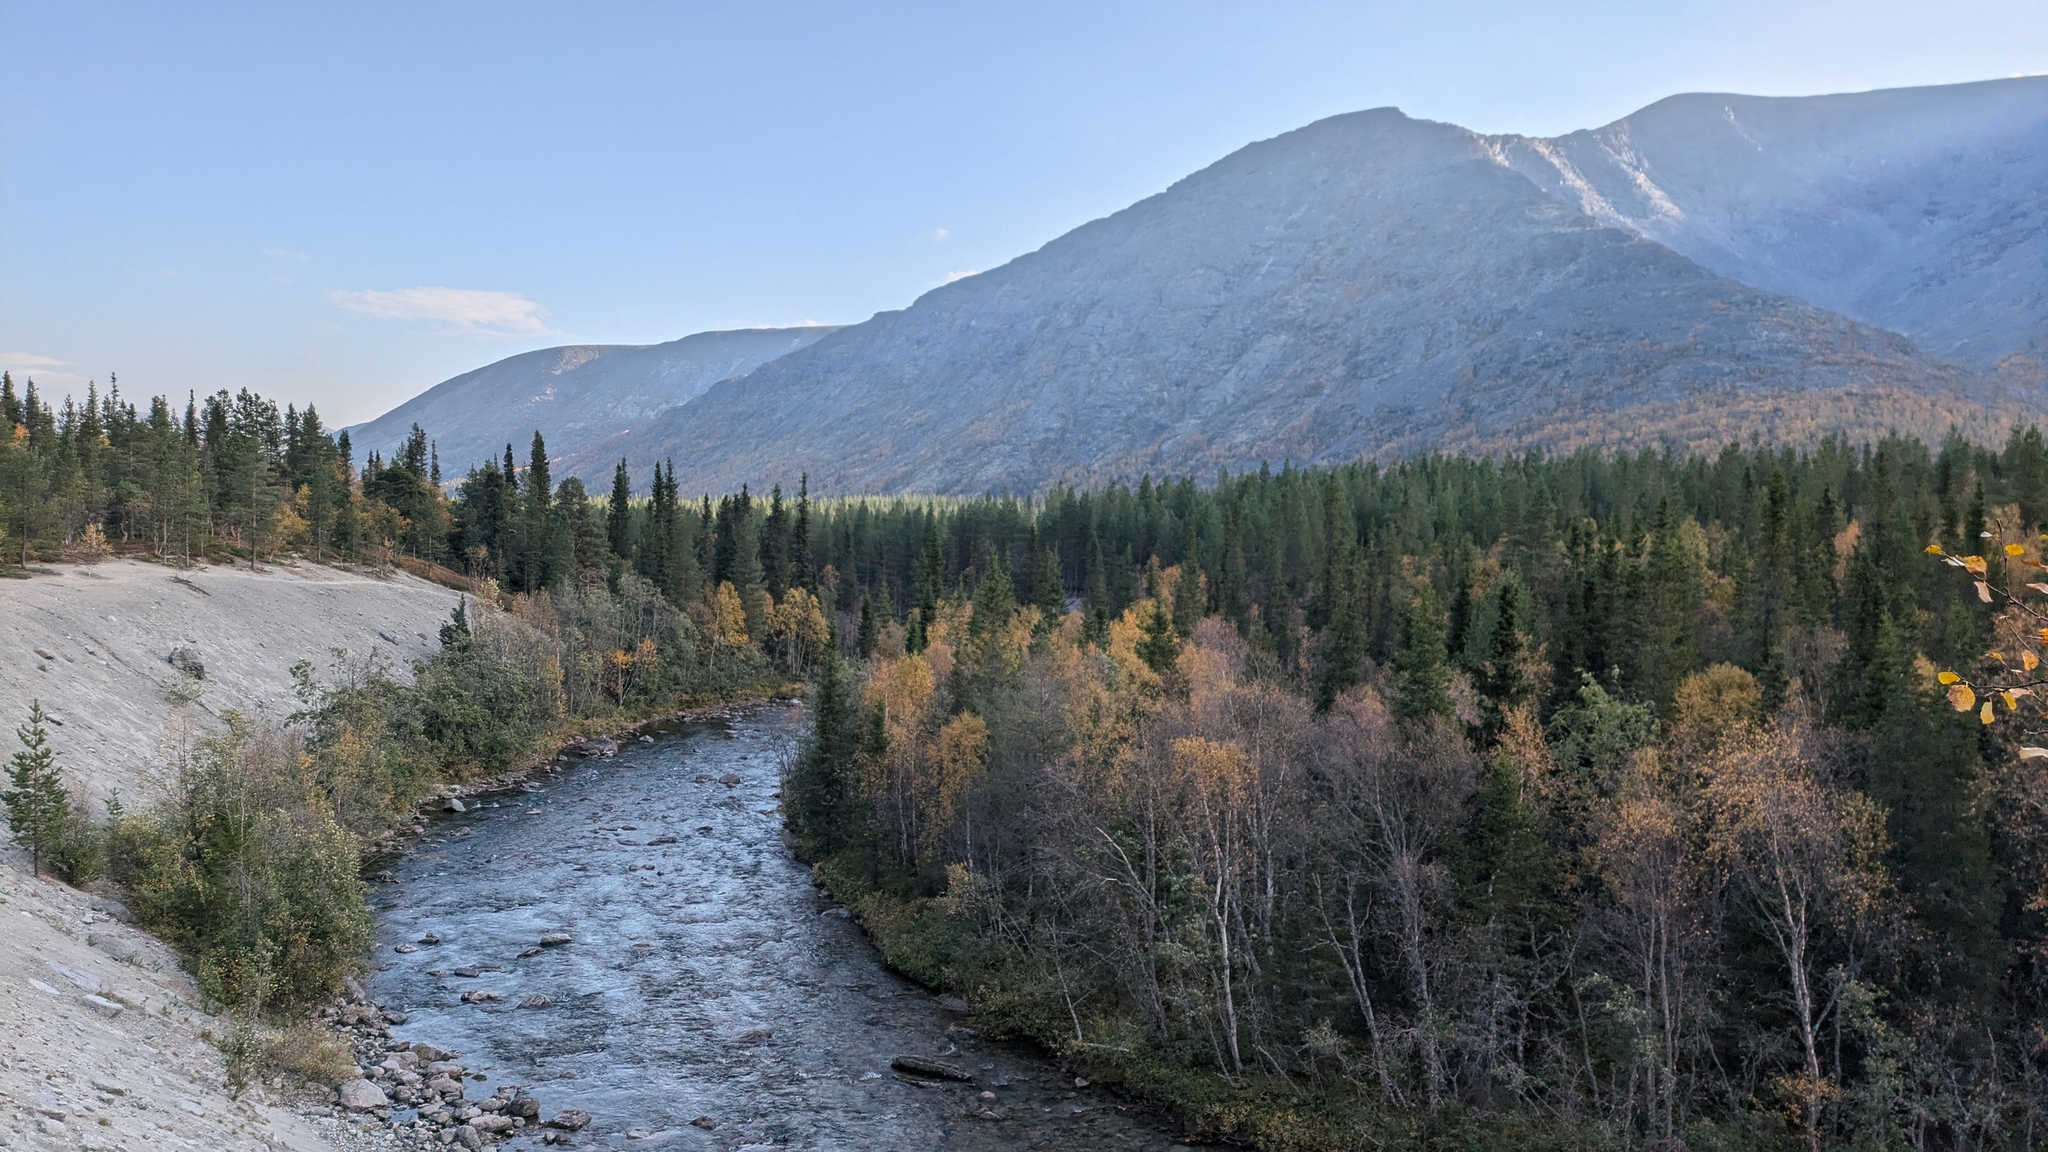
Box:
10 370 2048 1147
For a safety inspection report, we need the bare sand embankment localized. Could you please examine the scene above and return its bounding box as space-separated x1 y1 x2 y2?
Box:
1 558 463 807
1 558 463 1152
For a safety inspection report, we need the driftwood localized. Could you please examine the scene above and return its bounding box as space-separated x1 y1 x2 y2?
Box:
890 1055 973 1082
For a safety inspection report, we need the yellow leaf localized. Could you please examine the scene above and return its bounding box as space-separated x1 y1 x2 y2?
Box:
1948 683 1977 712
2003 691 2020 711
1989 651 2006 662
1963 556 1989 575
1978 581 1995 602
1938 671 1961 685
1982 701 1996 725
2026 651 2040 672
2022 747 2048 760
2008 543 2027 557
1926 544 1947 555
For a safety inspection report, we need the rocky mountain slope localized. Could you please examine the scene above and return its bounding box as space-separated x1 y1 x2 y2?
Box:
345 325 839 476
1495 76 2048 376
366 79 2045 497
571 103 1993 496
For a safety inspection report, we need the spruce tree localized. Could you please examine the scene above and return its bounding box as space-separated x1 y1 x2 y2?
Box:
1475 570 1536 741
1032 547 1065 627
521 432 554 590
1137 598 1179 676
790 473 812 591
968 552 1014 642
1391 585 1454 727
607 459 633 563
1313 556 1367 712
856 594 878 658
4 700 67 877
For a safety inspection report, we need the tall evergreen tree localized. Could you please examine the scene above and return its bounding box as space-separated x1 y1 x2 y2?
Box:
607 459 633 563
1391 584 1454 726
4 700 67 877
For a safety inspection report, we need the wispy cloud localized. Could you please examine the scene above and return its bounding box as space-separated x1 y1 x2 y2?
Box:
329 286 558 337
931 228 950 242
1 352 70 368
943 270 979 284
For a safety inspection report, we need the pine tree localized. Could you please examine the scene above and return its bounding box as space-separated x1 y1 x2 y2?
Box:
4 700 67 877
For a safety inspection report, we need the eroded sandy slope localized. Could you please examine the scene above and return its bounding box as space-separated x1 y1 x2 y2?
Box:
0 559 462 808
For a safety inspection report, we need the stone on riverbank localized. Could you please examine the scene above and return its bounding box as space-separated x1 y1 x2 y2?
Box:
338 1079 387 1111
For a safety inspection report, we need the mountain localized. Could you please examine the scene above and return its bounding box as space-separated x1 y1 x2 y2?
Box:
345 325 840 475
1495 77 2048 377
566 96 2011 496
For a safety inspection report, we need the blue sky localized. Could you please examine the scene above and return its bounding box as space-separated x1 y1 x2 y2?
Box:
3 1 2043 427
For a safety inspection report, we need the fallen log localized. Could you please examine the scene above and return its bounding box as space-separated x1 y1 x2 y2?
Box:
890 1055 973 1082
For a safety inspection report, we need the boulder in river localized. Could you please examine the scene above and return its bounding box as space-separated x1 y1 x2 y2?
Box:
547 1108 593 1130
890 1055 973 1082
519 994 553 1009
444 798 466 813
539 932 572 947
412 1043 454 1062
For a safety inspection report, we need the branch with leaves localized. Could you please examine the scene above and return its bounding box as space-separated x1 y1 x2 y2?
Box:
1927 541 2048 756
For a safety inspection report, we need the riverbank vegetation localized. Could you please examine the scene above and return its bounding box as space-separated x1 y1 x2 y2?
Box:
0 372 819 1027
787 434 2048 1150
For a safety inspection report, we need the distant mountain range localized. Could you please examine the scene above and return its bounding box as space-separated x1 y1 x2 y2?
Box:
354 77 2048 495
345 325 840 474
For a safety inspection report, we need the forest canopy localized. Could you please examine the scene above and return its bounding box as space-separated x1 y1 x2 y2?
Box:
8 370 2048 1147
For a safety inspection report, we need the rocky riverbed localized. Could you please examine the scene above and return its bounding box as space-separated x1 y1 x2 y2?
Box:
327 705 1193 1150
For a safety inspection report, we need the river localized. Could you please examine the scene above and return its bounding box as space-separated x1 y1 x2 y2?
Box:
365 705 1191 1150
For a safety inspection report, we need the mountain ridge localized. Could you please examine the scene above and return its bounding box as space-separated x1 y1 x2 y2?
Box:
560 102 2001 495
355 78 2048 496
344 324 841 475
